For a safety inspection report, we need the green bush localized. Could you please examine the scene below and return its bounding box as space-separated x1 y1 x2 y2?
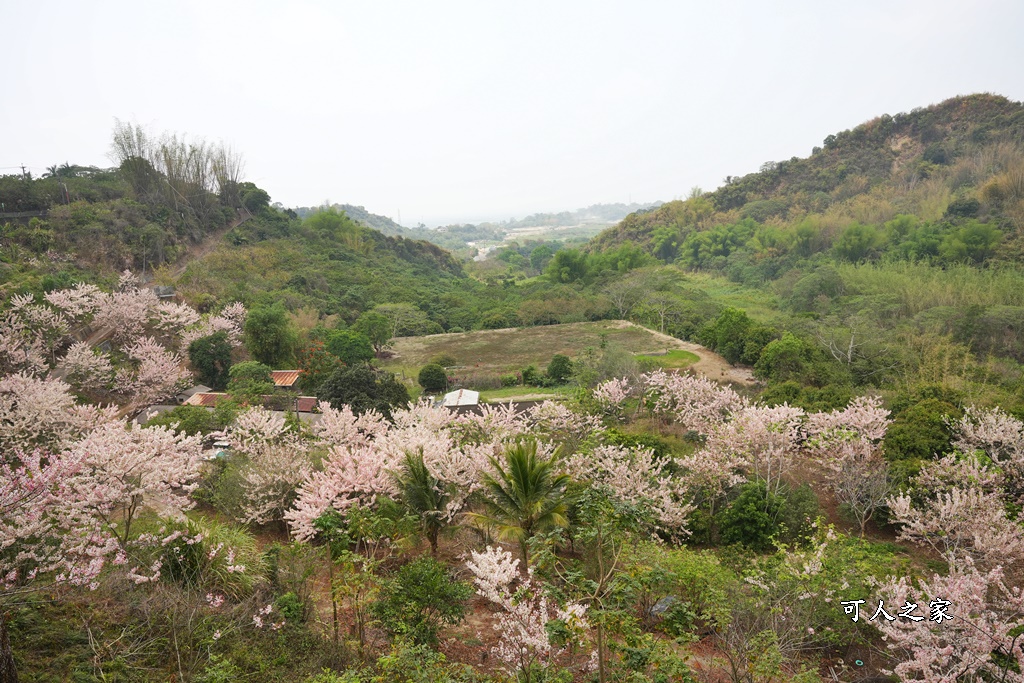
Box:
144 405 219 436
371 556 472 645
275 591 305 622
499 373 519 388
159 517 267 599
430 353 457 368
606 429 672 461
189 331 233 390
227 360 274 402
546 354 573 383
699 308 753 365
619 543 736 635
196 655 241 683
884 398 961 461
716 480 818 551
318 363 410 419
417 364 448 393
326 329 375 365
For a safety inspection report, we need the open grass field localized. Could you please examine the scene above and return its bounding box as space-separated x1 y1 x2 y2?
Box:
478 386 567 401
382 320 756 394
383 320 686 375
634 349 699 369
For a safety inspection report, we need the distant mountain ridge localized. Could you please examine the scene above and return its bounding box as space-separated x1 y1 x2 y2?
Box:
292 201 663 252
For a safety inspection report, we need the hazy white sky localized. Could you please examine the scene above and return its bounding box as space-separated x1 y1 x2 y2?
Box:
3 1 1023 226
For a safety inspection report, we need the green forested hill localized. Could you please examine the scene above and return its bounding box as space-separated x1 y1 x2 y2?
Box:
591 93 1024 263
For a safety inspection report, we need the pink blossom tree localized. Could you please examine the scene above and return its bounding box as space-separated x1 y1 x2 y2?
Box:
0 372 117 453
641 370 745 435
115 336 191 416
888 454 1024 568
568 445 693 537
952 405 1024 504
288 400 498 542
875 559 1024 682
0 445 122 681
806 396 892 536
466 546 591 681
178 301 247 350
701 404 805 497
449 401 528 445
93 285 161 344
591 377 633 420
527 401 606 455
58 341 114 392
222 407 312 525
66 422 204 545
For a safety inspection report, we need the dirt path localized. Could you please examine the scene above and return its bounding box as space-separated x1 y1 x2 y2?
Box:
618 321 758 386
169 210 252 279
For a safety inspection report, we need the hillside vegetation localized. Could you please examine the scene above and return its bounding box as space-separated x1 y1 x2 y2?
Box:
5 96 1024 683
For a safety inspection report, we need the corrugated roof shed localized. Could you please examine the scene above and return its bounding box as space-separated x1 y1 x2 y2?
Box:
271 370 301 387
183 392 230 407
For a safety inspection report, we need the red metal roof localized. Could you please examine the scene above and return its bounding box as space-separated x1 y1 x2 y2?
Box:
296 396 319 413
271 370 301 387
183 392 229 407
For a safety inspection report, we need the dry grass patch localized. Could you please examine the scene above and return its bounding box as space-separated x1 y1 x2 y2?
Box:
383 321 683 375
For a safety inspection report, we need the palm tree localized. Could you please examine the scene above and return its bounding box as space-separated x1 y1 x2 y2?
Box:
396 449 449 555
466 439 571 567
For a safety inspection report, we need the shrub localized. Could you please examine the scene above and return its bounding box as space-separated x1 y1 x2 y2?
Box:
606 429 672 461
318 363 410 419
189 330 233 390
621 542 736 635
325 329 375 365
699 308 753 365
884 398 961 461
417 364 448 393
227 360 275 402
430 353 457 368
144 405 217 436
480 310 519 330
499 373 519 388
521 365 541 386
546 354 573 383
274 591 305 622
371 556 472 645
716 480 818 551
159 516 267 599
196 655 242 683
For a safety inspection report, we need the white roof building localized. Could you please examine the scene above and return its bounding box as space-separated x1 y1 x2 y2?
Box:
441 389 479 407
